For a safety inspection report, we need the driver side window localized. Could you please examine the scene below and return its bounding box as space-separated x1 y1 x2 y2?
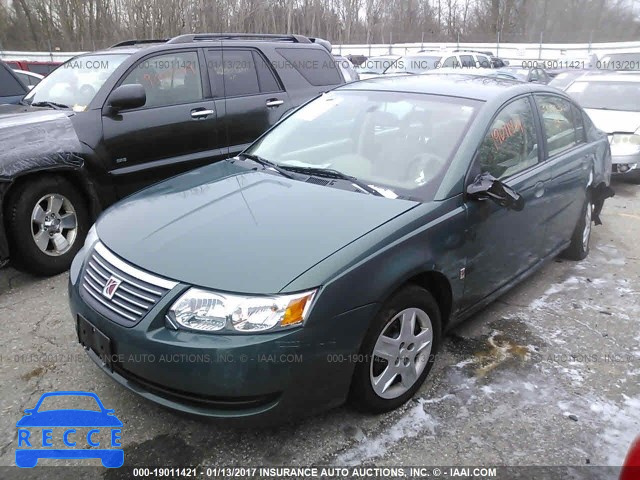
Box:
477 97 538 179
121 51 203 109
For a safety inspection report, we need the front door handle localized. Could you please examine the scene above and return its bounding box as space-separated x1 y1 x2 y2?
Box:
534 181 545 198
266 99 284 108
191 109 214 119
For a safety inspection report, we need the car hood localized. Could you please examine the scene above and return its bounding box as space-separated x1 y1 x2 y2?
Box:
0 106 82 180
584 108 640 134
97 161 419 294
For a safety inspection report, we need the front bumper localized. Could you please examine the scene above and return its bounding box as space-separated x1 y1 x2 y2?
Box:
68 245 375 424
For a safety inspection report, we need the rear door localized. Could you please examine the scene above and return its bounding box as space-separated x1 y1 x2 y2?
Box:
462 95 551 309
534 94 593 254
102 50 220 197
205 48 290 156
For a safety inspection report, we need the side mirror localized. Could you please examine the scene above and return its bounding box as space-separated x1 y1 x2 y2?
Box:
467 172 525 211
106 84 146 113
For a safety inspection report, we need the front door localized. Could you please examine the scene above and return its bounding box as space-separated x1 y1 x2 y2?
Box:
462 95 551 310
102 50 220 198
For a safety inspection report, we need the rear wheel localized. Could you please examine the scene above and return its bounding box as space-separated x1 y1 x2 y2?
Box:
562 192 592 261
6 176 89 275
350 285 441 413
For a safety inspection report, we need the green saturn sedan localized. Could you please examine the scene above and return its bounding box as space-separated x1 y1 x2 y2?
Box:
69 73 612 423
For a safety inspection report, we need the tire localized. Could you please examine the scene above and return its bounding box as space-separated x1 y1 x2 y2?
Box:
350 284 442 413
561 191 593 261
6 176 89 276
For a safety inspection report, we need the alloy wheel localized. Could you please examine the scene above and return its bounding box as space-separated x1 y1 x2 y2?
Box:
31 194 78 256
370 307 433 399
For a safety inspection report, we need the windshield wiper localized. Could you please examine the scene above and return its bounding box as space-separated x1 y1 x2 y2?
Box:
280 165 383 196
238 153 295 179
30 101 70 110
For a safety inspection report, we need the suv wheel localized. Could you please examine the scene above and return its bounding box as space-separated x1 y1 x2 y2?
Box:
6 176 89 275
350 285 441 413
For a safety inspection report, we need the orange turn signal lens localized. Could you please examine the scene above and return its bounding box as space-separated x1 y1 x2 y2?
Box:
281 293 315 326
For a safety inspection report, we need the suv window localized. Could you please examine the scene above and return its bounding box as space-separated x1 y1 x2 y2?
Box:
477 97 539 179
276 47 342 86
535 95 579 157
0 64 26 96
207 49 260 97
252 51 281 93
122 51 202 108
460 55 475 68
477 55 491 68
442 56 459 68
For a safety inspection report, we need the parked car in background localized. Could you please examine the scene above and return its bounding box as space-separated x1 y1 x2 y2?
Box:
3 60 62 76
564 73 640 182
334 55 360 82
69 74 611 424
0 33 344 275
356 55 401 79
547 53 598 77
452 49 508 68
0 60 28 104
599 51 640 71
548 70 593 89
346 54 367 67
496 66 551 84
385 50 493 75
12 69 44 89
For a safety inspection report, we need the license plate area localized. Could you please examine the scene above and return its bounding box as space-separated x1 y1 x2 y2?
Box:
77 315 114 371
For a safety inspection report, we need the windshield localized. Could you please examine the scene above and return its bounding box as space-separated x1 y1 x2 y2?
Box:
566 80 640 111
385 56 441 74
247 90 480 201
23 54 129 110
357 57 399 74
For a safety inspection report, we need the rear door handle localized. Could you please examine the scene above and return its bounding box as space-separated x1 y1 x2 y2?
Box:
266 99 284 108
191 109 214 119
534 181 545 198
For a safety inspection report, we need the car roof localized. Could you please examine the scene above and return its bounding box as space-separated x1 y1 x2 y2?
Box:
339 73 541 101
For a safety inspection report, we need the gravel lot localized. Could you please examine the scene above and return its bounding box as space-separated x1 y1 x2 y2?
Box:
0 180 638 479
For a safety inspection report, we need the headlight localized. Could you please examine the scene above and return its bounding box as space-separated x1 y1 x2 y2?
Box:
84 224 99 248
167 288 317 333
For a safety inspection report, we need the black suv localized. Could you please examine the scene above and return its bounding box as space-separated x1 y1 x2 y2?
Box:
0 60 29 104
0 33 344 275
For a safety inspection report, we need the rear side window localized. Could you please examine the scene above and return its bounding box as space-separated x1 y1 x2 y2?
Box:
477 55 491 68
207 50 260 97
442 56 458 68
535 95 580 157
276 47 342 86
572 104 586 143
460 55 475 68
477 97 539 179
252 51 281 93
0 65 26 96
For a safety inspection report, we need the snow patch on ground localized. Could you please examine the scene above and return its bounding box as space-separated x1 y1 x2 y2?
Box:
529 276 583 311
335 398 439 465
597 395 640 465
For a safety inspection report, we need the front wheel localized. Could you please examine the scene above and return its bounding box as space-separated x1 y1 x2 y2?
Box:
6 176 89 275
350 285 442 413
561 192 593 261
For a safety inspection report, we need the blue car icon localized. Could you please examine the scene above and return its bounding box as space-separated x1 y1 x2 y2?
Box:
16 391 123 468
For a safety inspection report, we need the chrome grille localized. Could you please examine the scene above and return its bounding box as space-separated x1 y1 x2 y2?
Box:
81 242 178 325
